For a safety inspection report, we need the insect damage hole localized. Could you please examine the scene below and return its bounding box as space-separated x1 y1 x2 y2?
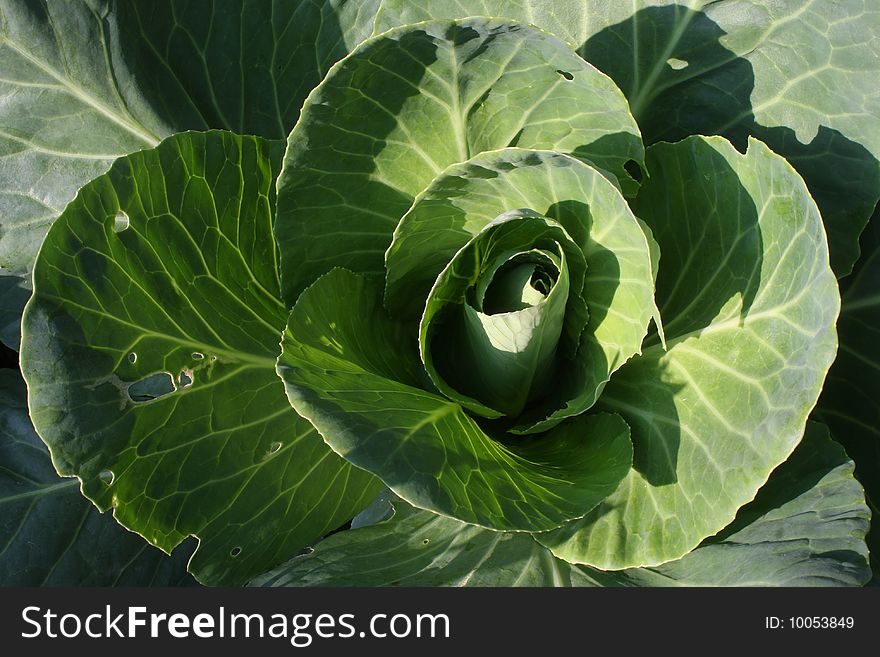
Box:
230 546 242 558
624 159 644 183
113 210 130 232
127 372 175 402
98 470 115 485
556 69 574 80
127 352 137 364
269 441 282 455
667 57 688 70
178 369 193 388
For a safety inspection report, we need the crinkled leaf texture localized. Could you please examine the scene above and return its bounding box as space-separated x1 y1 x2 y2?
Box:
0 369 195 585
19 130 380 585
251 423 870 587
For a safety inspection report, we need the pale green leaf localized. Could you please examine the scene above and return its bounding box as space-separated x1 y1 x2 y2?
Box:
419 211 584 420
386 148 655 433
538 136 839 568
372 0 880 277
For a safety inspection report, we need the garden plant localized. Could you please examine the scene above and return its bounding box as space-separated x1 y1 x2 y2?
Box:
0 0 878 588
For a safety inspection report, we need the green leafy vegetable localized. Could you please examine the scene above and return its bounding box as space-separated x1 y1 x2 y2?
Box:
813 219 880 576
371 0 880 277
2 1 876 587
539 136 838 568
277 267 633 531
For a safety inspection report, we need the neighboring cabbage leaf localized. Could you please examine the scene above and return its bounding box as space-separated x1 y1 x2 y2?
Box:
0 369 195 585
18 131 380 585
813 218 880 578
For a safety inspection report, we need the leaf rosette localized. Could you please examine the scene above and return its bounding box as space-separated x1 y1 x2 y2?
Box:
273 18 841 569
17 16 847 582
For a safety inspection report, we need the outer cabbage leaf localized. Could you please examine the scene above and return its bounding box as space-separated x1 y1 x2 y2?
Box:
0 0 380 349
274 17 643 304
276 267 632 532
0 369 195 585
372 0 880 277
18 131 380 585
813 217 880 578
538 136 839 569
252 423 870 587
0 276 29 349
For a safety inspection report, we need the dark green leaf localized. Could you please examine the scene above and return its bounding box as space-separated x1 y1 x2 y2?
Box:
0 369 195 585
19 131 379 585
277 268 633 532
253 423 870 587
814 217 880 578
0 0 381 348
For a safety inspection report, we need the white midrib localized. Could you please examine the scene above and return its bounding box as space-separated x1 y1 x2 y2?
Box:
0 478 79 504
539 544 567 586
1 36 160 147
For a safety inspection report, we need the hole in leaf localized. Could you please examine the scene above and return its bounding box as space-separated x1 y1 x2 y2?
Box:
127 352 137 364
178 369 193 388
113 210 130 232
230 546 242 558
191 352 204 360
624 159 643 183
99 470 114 485
667 57 688 70
127 372 175 403
269 441 282 454
556 69 574 80
422 538 430 545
